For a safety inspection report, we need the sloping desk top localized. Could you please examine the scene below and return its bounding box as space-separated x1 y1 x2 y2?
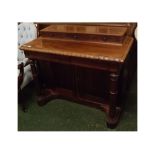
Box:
20 36 133 63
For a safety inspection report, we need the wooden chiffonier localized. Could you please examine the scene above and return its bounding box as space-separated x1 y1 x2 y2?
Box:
20 23 137 128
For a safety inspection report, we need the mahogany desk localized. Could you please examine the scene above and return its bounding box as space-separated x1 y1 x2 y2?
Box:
20 23 137 128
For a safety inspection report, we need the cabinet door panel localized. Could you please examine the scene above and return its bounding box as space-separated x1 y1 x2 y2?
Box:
52 63 74 91
77 67 109 100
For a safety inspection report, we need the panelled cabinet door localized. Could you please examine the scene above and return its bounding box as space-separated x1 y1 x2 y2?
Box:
77 67 109 102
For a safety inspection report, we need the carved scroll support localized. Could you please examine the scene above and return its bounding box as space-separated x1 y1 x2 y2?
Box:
30 60 58 106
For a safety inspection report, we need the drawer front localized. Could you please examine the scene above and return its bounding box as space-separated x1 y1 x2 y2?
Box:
40 31 125 44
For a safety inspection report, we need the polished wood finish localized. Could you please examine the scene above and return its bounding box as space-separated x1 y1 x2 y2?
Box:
20 23 137 128
41 24 127 35
36 22 137 37
40 24 127 45
21 36 133 62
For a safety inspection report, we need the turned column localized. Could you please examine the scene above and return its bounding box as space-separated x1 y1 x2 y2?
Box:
106 72 121 128
109 73 119 117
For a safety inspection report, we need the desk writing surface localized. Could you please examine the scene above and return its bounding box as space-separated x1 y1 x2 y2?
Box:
20 36 133 63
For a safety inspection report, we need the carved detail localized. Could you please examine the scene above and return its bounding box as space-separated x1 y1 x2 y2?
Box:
30 59 58 106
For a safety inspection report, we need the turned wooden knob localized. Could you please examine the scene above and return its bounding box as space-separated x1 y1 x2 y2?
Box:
73 35 78 39
102 36 107 41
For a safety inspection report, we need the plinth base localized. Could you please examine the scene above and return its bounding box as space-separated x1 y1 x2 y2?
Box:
37 89 58 106
106 107 122 129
